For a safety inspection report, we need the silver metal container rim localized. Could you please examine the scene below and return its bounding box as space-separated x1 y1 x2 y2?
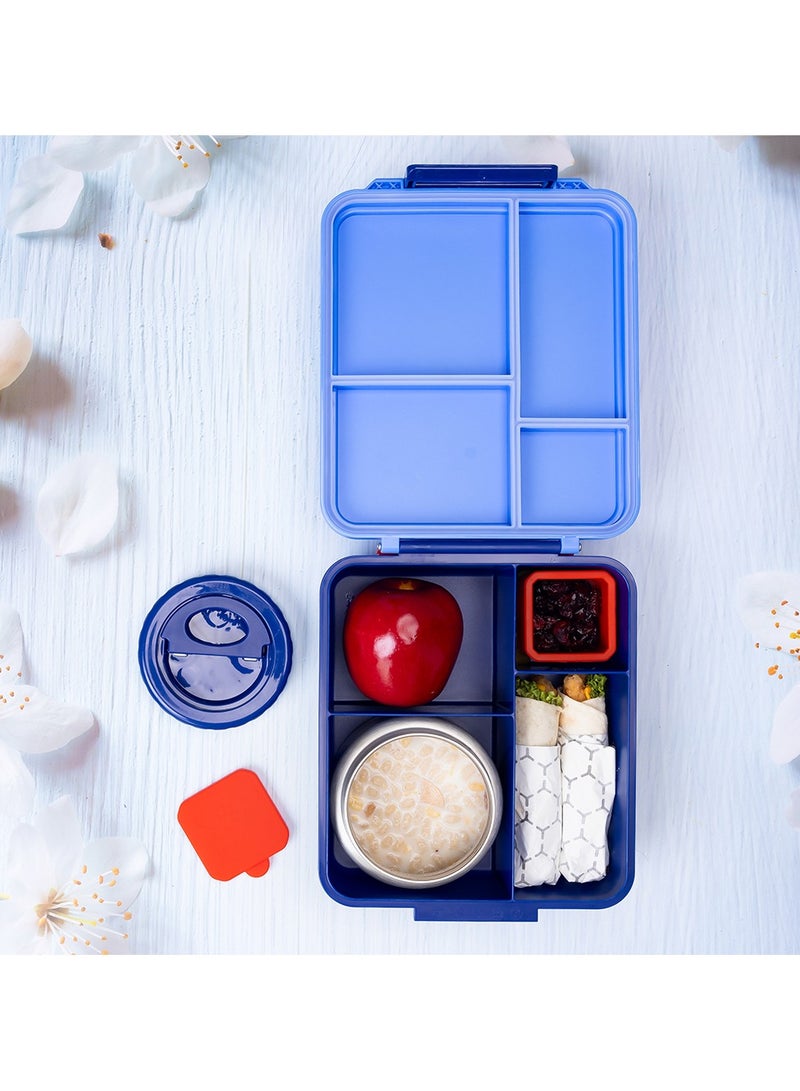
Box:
331 717 503 889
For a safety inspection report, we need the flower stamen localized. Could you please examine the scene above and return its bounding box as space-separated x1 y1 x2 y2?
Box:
162 134 222 168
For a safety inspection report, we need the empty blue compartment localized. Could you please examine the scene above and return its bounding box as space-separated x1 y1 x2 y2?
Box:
319 166 639 922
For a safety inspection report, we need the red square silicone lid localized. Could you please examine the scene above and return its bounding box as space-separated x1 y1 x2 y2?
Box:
177 769 289 881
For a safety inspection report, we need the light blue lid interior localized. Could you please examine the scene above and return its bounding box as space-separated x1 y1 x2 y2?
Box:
321 184 639 543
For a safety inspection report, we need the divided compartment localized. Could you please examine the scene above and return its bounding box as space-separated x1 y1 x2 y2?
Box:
511 669 634 911
332 202 511 376
518 425 628 529
325 561 516 711
322 713 516 911
517 200 627 419
332 384 513 530
515 561 631 672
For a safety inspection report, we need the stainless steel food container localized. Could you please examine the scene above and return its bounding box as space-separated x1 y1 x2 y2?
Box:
331 717 503 889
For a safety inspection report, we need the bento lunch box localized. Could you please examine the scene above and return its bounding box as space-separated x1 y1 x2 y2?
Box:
318 164 639 922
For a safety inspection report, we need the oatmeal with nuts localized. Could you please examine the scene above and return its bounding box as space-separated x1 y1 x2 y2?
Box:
345 734 491 878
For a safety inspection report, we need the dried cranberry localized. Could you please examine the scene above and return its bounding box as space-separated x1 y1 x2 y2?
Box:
532 578 601 653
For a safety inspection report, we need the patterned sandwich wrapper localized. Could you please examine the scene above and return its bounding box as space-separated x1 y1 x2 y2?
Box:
514 696 561 887
558 692 616 884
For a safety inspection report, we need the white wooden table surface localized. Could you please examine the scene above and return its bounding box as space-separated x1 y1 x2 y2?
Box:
1 134 799 956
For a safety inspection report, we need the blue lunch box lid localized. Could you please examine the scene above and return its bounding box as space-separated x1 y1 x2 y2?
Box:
320 165 639 553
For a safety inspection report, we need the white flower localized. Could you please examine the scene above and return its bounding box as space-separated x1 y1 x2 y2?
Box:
0 318 33 390
0 796 147 955
6 135 225 235
0 604 94 816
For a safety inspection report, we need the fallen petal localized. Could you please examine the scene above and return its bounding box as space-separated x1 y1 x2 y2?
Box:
129 137 211 217
770 683 800 764
714 136 748 152
494 135 575 171
0 683 94 754
47 135 142 172
36 453 119 557
0 739 34 818
0 318 33 390
5 156 84 235
0 603 25 679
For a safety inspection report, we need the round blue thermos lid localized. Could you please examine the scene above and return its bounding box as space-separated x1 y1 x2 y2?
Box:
138 575 292 729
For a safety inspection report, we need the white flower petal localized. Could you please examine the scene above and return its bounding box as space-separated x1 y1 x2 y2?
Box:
0 684 93 754
770 683 800 764
36 453 119 556
47 135 142 172
787 788 800 828
0 738 34 818
737 571 800 646
714 136 748 152
0 603 25 679
0 898 49 955
79 836 148 911
0 318 33 391
494 135 575 171
5 155 84 236
5 818 55 897
32 796 84 880
129 137 211 217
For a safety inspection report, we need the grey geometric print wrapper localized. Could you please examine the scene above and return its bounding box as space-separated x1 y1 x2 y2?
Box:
514 744 561 886
558 731 616 883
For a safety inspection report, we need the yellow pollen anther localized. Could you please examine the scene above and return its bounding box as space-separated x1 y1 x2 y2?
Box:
98 875 104 884
72 898 78 907
117 901 123 908
59 936 65 945
768 665 779 676
81 865 87 874
73 879 81 886
782 600 789 606
779 674 784 679
771 609 777 615
123 911 132 920
24 696 29 702
85 940 91 946
112 868 119 876
101 950 109 956
775 622 781 628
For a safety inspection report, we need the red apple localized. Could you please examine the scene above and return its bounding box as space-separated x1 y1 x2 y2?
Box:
343 577 464 706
